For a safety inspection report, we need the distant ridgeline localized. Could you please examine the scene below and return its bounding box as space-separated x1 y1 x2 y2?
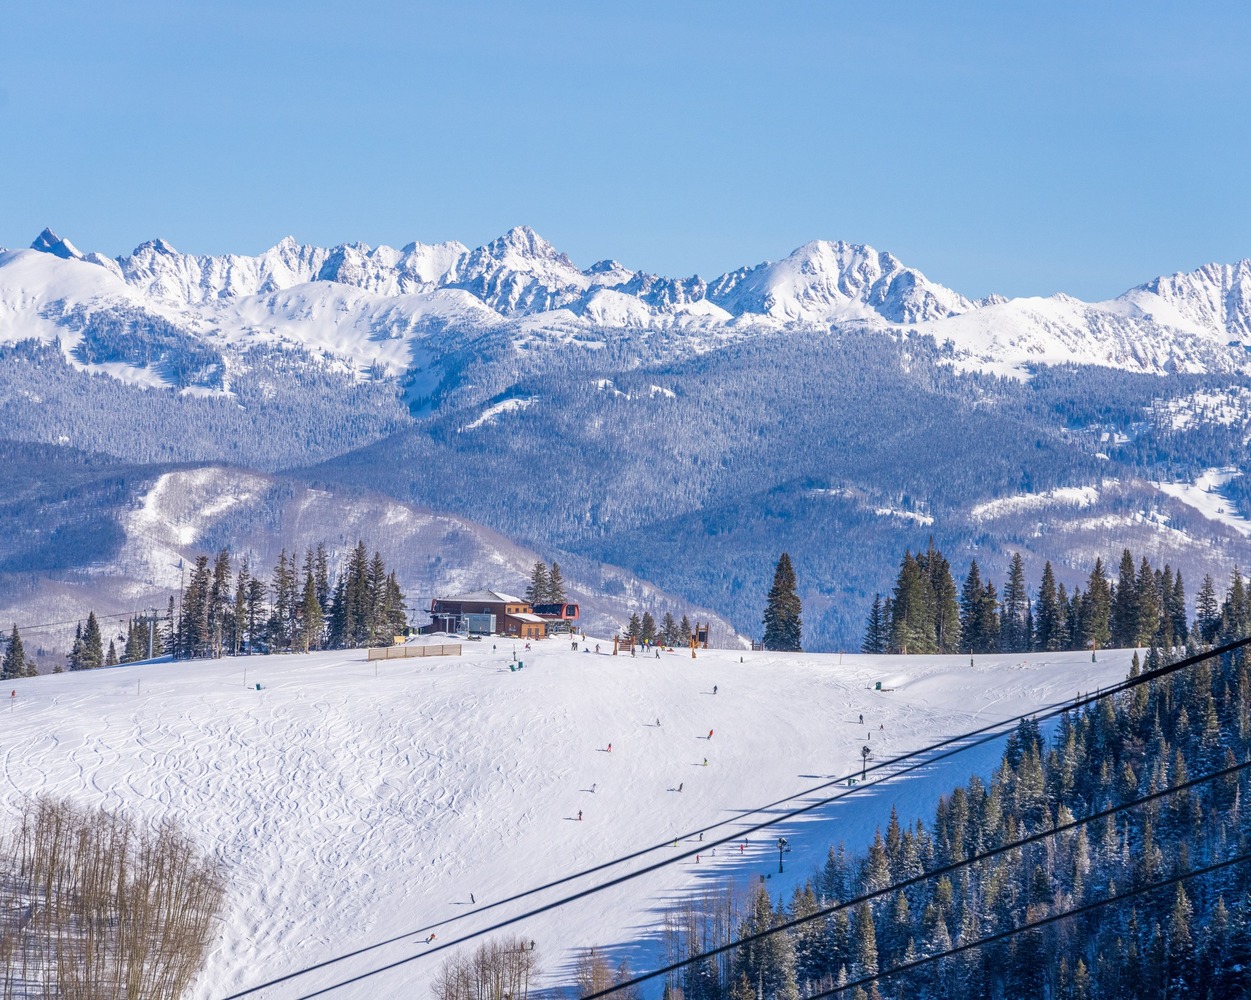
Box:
59 541 408 668
862 543 1239 657
639 643 1251 999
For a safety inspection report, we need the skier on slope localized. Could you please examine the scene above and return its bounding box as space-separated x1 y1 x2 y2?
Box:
578 809 583 821
708 729 714 740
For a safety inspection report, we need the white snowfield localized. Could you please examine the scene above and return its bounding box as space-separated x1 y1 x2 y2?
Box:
0 640 1136 999
1153 467 1251 539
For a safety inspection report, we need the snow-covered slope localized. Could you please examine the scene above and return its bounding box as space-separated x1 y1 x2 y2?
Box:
6 227 1251 384
0 642 1136 999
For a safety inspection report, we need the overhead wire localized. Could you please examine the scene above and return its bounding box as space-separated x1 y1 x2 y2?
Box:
2 607 163 638
230 634 1251 999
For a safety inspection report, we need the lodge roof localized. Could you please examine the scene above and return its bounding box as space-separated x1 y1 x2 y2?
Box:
436 589 525 605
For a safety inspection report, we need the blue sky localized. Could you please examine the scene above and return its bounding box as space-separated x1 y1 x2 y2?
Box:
1 1 1249 299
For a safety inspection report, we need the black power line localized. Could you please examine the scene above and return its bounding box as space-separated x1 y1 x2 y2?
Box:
3 607 161 637
224 634 1251 999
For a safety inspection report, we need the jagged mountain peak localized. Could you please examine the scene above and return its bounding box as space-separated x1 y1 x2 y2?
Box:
130 237 180 257
475 225 572 266
1120 257 1251 341
707 237 972 325
31 227 83 260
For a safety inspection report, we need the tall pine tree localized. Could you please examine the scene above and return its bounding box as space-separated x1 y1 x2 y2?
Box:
762 553 802 651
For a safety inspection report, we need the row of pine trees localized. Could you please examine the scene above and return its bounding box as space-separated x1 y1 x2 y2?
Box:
51 541 408 669
524 560 568 606
861 543 1244 656
623 610 699 647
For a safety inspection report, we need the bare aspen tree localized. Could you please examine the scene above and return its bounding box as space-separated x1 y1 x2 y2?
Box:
431 936 539 1000
0 796 225 999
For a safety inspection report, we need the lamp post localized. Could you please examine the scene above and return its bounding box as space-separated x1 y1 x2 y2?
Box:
776 836 789 874
861 745 872 779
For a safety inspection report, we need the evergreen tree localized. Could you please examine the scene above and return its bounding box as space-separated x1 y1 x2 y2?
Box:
122 617 146 663
1221 567 1250 643
960 562 985 654
525 561 550 605
1111 548 1139 648
68 621 83 670
232 559 250 656
678 615 692 647
660 611 678 646
889 552 935 654
180 556 212 658
1169 569 1188 646
1081 558 1112 651
918 541 961 653
245 576 265 653
269 548 299 651
762 553 802 652
640 611 656 644
210 548 232 658
626 612 642 642
105 639 118 667
299 571 323 652
164 597 177 657
548 562 566 603
862 594 888 654
1035 561 1062 652
367 551 389 645
1001 552 1030 653
851 901 879 980
1067 585 1083 650
384 571 408 639
1135 556 1163 648
1195 574 1220 644
344 541 371 647
2 625 32 680
978 581 1001 654
314 543 331 612
326 572 349 649
81 611 104 670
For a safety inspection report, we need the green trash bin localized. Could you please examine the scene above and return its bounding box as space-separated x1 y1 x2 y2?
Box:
875 681 882 691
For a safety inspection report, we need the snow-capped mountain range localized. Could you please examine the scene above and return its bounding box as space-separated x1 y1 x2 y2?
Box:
3 226 1251 383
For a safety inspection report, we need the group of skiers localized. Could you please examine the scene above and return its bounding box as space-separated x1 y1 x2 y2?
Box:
579 704 720 821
